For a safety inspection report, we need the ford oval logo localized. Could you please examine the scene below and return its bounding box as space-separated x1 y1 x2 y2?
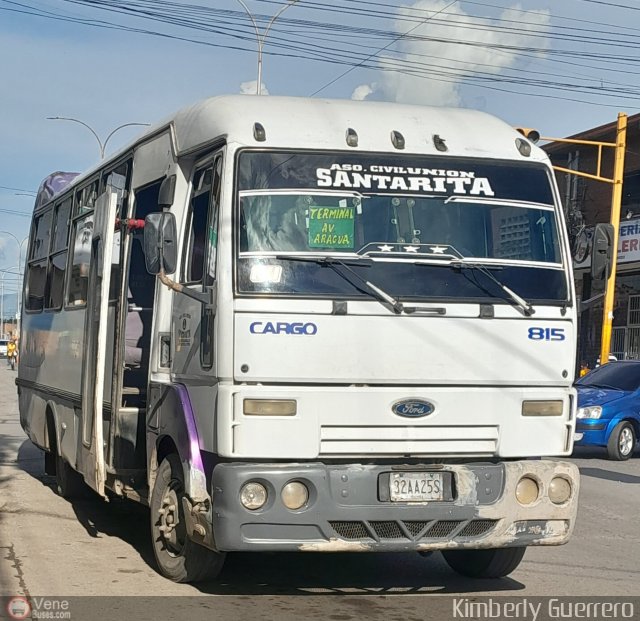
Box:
392 399 435 418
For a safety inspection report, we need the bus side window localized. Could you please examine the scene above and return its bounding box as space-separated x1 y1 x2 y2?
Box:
25 209 52 312
183 155 222 285
25 262 47 312
67 214 94 306
46 198 72 310
181 154 222 371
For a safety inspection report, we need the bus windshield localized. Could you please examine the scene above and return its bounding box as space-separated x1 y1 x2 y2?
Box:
236 151 567 303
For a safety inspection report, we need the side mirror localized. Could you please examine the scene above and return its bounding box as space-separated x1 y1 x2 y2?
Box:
144 212 177 275
591 222 614 282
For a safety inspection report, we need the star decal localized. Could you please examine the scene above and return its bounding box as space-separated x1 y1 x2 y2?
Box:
404 246 419 253
430 246 448 254
377 244 394 252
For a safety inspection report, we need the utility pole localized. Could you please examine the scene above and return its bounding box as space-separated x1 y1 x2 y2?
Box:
517 112 628 364
599 113 628 364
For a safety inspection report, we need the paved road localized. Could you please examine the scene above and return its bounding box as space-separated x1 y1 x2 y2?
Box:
1 365 639 619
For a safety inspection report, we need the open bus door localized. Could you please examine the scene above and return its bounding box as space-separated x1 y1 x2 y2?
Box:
78 174 125 496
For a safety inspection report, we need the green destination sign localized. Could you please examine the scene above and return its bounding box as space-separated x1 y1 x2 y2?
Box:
308 206 355 249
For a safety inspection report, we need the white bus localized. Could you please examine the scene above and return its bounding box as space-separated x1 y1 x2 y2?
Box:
18 95 606 583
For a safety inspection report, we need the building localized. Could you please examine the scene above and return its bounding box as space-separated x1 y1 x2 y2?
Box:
544 113 640 366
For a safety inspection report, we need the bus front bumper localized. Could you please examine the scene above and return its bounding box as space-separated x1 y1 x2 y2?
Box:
205 460 579 553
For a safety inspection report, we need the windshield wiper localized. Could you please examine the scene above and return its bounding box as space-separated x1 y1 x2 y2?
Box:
274 254 406 314
451 260 535 316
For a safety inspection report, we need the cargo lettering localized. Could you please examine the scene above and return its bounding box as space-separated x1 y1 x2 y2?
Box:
250 322 318 335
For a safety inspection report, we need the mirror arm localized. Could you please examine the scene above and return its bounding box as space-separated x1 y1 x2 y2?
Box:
579 263 610 314
157 270 214 308
579 292 606 313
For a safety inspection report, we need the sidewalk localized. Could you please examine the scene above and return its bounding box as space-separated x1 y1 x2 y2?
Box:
0 363 34 596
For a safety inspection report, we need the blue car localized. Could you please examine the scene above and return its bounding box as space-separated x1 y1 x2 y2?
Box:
574 361 640 460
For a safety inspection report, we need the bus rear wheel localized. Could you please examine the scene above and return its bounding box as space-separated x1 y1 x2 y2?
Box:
150 454 225 583
47 416 89 500
441 547 526 579
55 452 90 499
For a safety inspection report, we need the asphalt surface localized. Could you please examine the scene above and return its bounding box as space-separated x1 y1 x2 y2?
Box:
1 364 639 619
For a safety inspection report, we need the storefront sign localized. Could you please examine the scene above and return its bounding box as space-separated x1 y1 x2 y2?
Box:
618 220 640 263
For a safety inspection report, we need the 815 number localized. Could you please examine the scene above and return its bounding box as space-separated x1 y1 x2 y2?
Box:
528 327 566 341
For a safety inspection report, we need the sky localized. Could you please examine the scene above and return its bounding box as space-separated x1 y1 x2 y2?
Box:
1 0 639 303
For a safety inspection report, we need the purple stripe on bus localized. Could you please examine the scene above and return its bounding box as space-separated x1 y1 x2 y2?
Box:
172 383 205 475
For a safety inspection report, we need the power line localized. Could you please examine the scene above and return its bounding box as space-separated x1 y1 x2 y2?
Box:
0 184 36 194
575 0 640 11
310 0 457 96
0 209 31 218
4 0 640 109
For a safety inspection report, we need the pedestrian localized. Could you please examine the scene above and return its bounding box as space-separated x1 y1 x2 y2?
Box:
7 338 17 370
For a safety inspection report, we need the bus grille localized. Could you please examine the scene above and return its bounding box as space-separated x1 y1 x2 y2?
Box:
328 519 498 542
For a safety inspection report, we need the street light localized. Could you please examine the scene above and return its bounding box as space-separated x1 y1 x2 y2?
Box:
46 117 151 160
234 0 300 95
0 266 21 339
0 231 29 271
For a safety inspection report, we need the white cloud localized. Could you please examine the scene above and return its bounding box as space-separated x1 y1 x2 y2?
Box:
357 0 550 107
351 84 374 101
240 80 270 96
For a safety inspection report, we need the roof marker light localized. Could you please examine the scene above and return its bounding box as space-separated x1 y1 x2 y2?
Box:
433 134 448 152
345 128 359 148
253 122 266 142
391 130 405 150
516 138 532 157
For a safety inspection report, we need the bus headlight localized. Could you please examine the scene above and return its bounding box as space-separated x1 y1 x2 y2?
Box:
240 482 268 510
522 400 563 416
576 406 602 419
549 477 572 504
515 476 539 505
243 399 297 416
281 481 309 510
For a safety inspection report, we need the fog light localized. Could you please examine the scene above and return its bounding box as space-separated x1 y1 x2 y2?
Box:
281 481 309 510
516 476 539 505
243 399 297 416
549 477 572 504
240 482 268 510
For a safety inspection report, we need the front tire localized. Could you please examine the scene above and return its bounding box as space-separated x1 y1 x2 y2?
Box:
442 547 526 579
150 454 225 583
607 421 636 461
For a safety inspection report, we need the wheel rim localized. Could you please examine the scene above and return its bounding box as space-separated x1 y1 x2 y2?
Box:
156 480 187 557
619 427 634 456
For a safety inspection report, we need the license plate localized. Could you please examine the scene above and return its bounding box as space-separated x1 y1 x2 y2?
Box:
574 433 584 442
389 472 444 502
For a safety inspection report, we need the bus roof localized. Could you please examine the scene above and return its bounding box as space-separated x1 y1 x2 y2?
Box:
37 95 547 206
170 95 544 161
